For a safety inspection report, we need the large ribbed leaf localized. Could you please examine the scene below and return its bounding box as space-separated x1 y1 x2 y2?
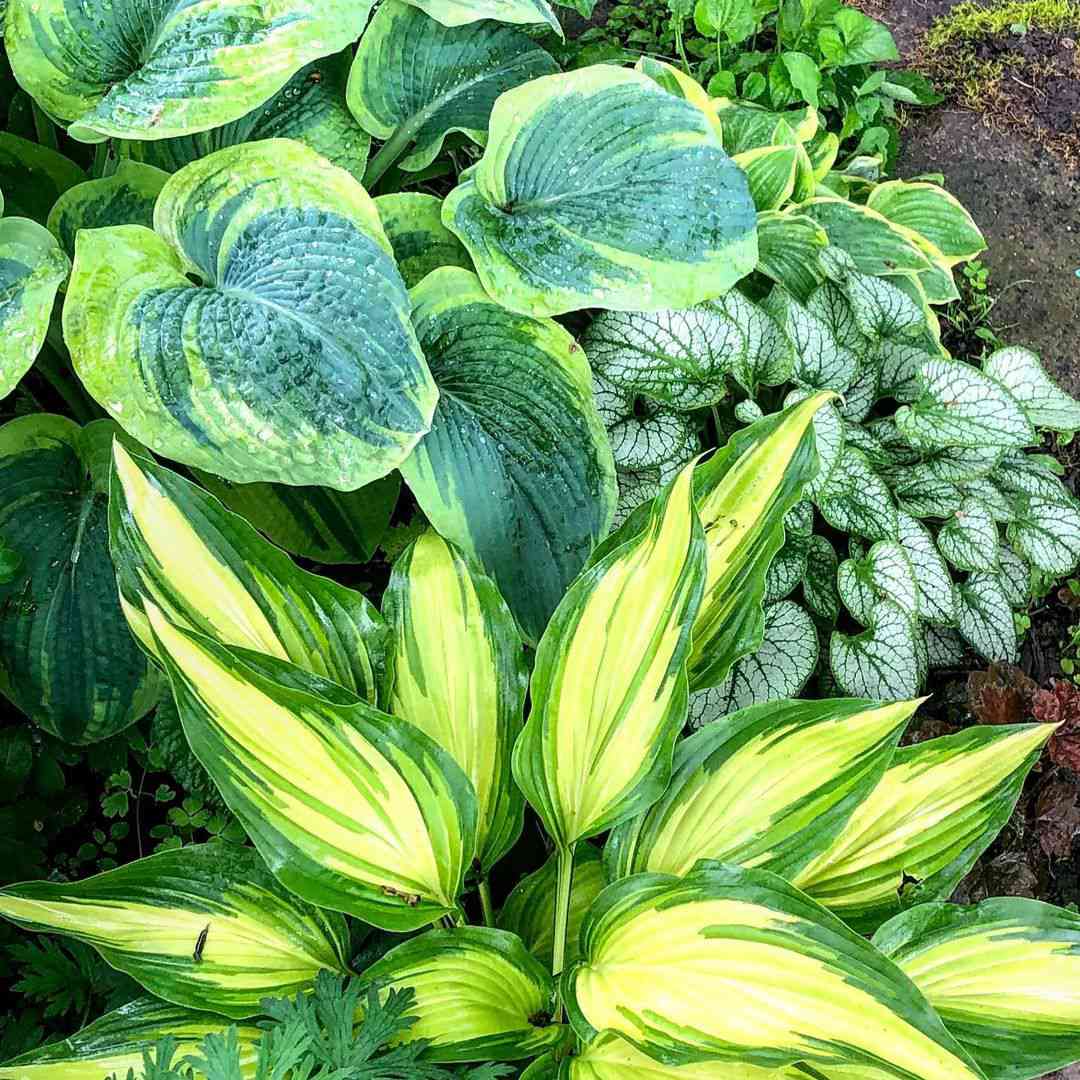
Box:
403 0 561 32
0 844 349 1018
865 181 985 266
400 267 616 643
347 1 557 175
65 140 435 489
375 192 472 288
511 461 705 849
5 0 371 142
110 445 390 705
383 531 526 873
360 928 562 1061
145 607 476 932
874 899 1080 1080
0 416 160 743
794 723 1054 932
755 210 828 303
606 698 915 882
0 133 85 223
442 66 757 317
563 863 984 1078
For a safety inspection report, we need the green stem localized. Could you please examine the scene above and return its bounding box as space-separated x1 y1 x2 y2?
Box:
32 103 58 151
37 332 101 425
478 877 496 928
552 843 575 1022
362 122 421 192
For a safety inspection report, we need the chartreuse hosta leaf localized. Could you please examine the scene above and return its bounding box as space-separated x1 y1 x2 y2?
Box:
403 0 561 32
563 863 984 1078
866 181 985 266
0 416 160 744
793 723 1054 932
347 1 557 176
442 65 757 317
607 697 916 882
383 530 526 873
401 267 616 644
374 192 472 289
0 216 69 398
110 445 389 705
0 997 260 1080
5 0 371 142
830 599 922 701
145 606 476 932
873 899 1080 1080
984 345 1080 432
360 928 562 1061
0 844 348 1018
512 460 705 850
65 140 436 490
498 844 607 970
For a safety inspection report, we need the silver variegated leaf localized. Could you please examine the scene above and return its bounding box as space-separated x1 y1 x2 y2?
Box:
983 346 1080 432
957 573 1018 663
765 534 810 602
1007 493 1080 576
831 599 922 700
925 624 967 668
817 446 898 540
838 541 919 623
838 364 877 423
767 288 859 393
936 499 1001 573
994 544 1032 608
786 390 843 498
841 269 925 340
897 511 958 625
803 534 841 622
877 340 934 403
896 477 965 520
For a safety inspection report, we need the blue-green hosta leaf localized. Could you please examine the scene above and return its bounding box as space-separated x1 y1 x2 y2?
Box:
375 192 472 289
838 541 919 623
120 55 371 181
0 845 349 1018
794 722 1053 933
804 534 841 621
937 499 1001 573
0 133 85 223
755 210 828 303
897 511 958 625
5 0 372 142
767 288 859 393
564 863 985 1077
926 624 967 668
403 0 561 31
957 573 1018 663
0 416 160 744
817 445 898 540
400 267 616 644
766 534 810 602
632 58 725 143
896 359 1036 451
877 339 936 403
984 346 1080 432
64 140 436 490
831 599 922 700
866 181 985 266
873 898 1080 1080
347 2 557 175
110 445 390 705
1007 492 1080 577
0 217 69 398
442 65 758 317
608 697 915 881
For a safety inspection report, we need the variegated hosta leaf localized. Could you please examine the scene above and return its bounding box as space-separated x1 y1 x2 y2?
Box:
794 723 1054 932
442 65 757 317
691 600 818 716
146 608 476 931
110 445 390 705
0 417 160 744
896 358 1035 451
401 267 616 643
816 445 898 541
375 192 472 289
957 573 1018 663
766 288 859 393
937 500 1001 573
347 2 556 175
0 997 260 1080
755 210 828 302
0 844 349 1018
511 461 705 849
804 533 841 621
0 216 69 399
607 697 915 882
0 133 85 224
837 540 919 623
383 531 526 873
983 345 1080 432
897 511 958 625
65 140 436 490
830 599 922 700
634 57 724 142
120 55 371 180
733 125 803 212
865 181 985 266
359 928 562 1061
5 0 371 143
497 844 607 971
564 863 984 1078
1007 492 1080 576
873 898 1080 1080
403 0 561 31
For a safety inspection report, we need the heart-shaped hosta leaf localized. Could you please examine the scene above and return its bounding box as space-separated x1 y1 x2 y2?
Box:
767 288 859 393
0 134 85 223
442 65 757 317
360 928 562 1061
793 723 1052 933
896 358 1035 451
46 161 167 259
375 192 472 288
383 531 526 873
866 181 985 265
817 445 898 540
110 446 390 705
400 267 615 643
120 55 370 180
5 0 371 142
1007 492 1080 576
146 608 476 931
608 697 914 882
512 461 705 849
0 845 349 1018
983 346 1080 432
755 210 828 302
65 140 436 489
874 898 1080 1080
937 500 1000 573
831 598 922 700
0 416 159 743
838 540 919 623
804 533 841 621
0 217 69 398
403 0 561 31
347 1 557 175
897 511 958 625
564 864 983 1078
957 572 1018 663
497 843 607 970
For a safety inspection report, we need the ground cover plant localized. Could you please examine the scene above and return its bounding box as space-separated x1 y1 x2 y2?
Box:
0 0 1079 1077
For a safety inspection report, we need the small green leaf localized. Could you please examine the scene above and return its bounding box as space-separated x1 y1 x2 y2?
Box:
832 9 900 65
781 52 821 107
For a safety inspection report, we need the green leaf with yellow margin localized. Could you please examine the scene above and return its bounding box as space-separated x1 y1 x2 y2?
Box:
402 0 561 33
866 181 985 267
375 192 473 289
0 844 349 1018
